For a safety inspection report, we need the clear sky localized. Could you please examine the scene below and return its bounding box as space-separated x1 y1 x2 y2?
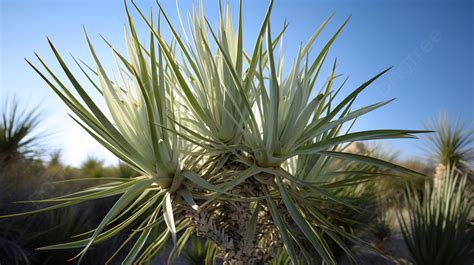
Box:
1 0 473 166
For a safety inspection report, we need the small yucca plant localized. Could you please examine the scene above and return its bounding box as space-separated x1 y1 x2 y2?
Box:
426 114 473 191
426 114 474 169
4 1 427 264
399 166 474 265
0 98 42 164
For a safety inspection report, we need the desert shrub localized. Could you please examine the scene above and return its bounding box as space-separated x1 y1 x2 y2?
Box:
399 166 474 265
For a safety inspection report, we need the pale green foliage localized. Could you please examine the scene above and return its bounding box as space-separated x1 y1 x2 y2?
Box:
399 167 474 265
426 113 474 170
6 0 428 263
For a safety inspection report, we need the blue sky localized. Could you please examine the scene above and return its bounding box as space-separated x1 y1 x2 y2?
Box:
1 0 473 166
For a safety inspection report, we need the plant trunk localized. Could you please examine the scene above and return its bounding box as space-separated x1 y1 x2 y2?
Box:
184 179 282 264
433 163 446 192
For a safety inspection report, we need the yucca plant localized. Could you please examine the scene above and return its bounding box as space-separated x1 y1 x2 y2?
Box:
426 114 473 190
426 114 474 169
0 98 42 164
399 166 474 265
3 1 428 264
